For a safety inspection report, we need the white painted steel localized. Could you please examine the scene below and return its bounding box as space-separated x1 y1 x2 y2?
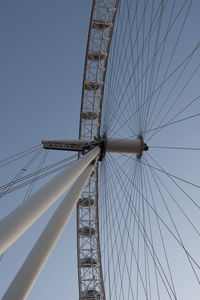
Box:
106 138 142 154
0 146 100 256
2 163 96 300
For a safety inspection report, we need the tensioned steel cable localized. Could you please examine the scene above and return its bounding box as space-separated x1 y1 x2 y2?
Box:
0 144 42 168
103 157 144 299
124 157 200 271
22 150 49 203
145 155 200 285
101 155 166 299
0 154 78 197
0 153 77 191
143 0 192 132
121 152 200 209
112 156 197 296
104 0 197 140
145 66 200 141
105 0 172 134
104 2 161 132
107 155 177 299
144 158 200 237
107 41 200 138
0 148 43 200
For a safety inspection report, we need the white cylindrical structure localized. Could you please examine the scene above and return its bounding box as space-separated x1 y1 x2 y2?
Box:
0 146 100 256
106 138 142 154
2 163 95 300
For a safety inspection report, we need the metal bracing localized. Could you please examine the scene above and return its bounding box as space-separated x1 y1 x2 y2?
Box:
78 1 119 299
0 146 100 256
2 162 97 300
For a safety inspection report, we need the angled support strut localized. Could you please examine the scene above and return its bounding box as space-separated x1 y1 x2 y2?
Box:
2 162 96 300
0 147 100 256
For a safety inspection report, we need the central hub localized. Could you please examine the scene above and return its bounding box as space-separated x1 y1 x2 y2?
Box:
101 134 148 160
42 135 148 160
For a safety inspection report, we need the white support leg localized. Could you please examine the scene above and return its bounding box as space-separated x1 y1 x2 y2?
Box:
0 146 100 256
2 162 96 300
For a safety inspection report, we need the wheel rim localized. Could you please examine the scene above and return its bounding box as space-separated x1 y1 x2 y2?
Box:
78 1 118 299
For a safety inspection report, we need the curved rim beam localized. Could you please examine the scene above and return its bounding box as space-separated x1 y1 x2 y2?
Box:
77 0 119 299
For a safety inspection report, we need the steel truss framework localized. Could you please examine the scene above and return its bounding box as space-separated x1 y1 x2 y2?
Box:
78 1 118 299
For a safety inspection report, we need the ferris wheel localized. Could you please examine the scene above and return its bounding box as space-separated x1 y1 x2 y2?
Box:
1 0 200 299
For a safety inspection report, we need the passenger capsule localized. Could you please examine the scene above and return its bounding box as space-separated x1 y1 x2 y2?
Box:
79 197 95 207
80 257 97 268
82 111 97 120
82 289 101 300
92 20 111 30
84 81 101 91
79 226 96 237
88 51 106 62
90 170 95 177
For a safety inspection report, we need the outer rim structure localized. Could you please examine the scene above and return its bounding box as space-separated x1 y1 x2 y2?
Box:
77 1 118 299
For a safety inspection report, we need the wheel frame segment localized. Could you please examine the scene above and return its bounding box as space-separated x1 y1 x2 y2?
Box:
77 1 118 299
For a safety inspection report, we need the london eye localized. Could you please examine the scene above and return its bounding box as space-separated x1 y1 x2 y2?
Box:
0 1 200 299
